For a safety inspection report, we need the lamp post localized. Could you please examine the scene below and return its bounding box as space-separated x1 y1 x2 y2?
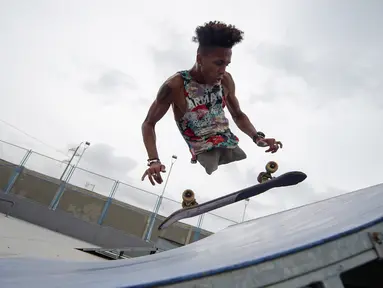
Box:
64 141 91 182
50 141 90 210
241 198 250 222
145 155 177 241
59 141 90 182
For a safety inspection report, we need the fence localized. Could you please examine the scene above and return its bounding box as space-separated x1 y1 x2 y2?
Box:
0 139 257 236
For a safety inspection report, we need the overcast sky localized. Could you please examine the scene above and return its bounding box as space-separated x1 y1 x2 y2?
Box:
1 0 382 232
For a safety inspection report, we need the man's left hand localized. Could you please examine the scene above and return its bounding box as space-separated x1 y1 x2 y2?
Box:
256 138 283 153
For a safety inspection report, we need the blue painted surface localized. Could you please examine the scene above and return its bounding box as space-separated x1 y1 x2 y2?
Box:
49 183 66 210
4 166 22 194
98 181 119 225
0 183 382 288
3 149 31 194
98 197 112 225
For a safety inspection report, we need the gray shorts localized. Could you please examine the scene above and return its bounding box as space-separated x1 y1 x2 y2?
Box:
196 146 247 175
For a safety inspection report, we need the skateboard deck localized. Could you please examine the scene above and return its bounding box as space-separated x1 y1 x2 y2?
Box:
158 171 307 231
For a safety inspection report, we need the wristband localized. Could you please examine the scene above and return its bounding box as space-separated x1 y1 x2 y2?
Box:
147 158 161 166
252 131 265 144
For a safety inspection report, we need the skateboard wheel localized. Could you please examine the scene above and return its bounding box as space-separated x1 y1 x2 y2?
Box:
266 161 278 173
182 189 197 208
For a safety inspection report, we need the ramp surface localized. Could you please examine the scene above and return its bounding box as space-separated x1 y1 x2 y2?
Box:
0 212 102 261
1 183 383 288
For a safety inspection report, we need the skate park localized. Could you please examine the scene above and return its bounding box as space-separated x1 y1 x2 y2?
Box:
0 140 383 288
2 1 383 287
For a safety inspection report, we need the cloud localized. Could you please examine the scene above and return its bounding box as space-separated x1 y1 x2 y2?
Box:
251 43 382 106
78 143 137 176
66 59 141 106
148 25 195 78
83 69 137 95
65 143 138 194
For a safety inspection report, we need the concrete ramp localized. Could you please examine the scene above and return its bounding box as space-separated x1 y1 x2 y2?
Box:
1 183 383 288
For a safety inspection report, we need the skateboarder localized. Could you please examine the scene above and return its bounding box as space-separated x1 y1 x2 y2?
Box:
141 21 282 186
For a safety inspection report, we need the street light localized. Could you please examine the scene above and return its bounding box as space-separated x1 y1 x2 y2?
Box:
59 141 90 182
145 155 177 241
50 141 90 210
64 141 91 182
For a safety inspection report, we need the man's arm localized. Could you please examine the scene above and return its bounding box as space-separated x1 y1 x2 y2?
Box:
141 80 174 161
224 73 258 139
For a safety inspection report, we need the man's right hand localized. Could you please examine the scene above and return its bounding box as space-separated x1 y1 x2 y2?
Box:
141 161 166 185
256 137 283 153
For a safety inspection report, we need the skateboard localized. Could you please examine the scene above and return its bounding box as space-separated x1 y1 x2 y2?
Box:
158 165 307 231
181 189 198 208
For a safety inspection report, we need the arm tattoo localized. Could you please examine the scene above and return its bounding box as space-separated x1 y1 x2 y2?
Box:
157 82 173 104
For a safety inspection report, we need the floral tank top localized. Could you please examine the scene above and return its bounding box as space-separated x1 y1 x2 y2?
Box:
175 70 239 162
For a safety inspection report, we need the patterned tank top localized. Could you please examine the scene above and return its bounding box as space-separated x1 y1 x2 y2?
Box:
176 70 239 162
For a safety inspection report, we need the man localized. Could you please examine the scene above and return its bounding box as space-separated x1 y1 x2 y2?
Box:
141 21 282 186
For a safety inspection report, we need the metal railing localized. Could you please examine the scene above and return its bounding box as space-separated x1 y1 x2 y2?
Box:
0 139 256 236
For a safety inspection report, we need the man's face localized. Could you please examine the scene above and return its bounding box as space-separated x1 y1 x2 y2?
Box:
198 47 232 85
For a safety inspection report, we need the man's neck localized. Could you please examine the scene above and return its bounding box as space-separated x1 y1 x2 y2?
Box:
189 64 208 84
